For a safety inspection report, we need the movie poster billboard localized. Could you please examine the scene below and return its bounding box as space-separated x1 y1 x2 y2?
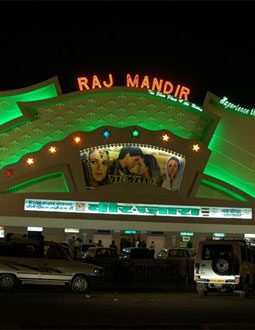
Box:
80 145 186 192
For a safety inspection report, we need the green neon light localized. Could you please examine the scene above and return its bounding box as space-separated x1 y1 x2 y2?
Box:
212 97 255 118
2 172 69 193
25 90 212 139
213 233 226 237
0 89 213 172
125 230 137 234
180 232 194 236
0 83 58 126
201 179 249 202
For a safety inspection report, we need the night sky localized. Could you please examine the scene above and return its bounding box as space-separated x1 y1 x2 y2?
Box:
1 1 255 108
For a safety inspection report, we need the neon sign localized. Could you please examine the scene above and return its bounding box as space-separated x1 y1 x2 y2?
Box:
24 199 252 219
77 74 191 101
219 96 255 117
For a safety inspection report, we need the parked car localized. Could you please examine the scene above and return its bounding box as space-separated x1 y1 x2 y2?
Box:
156 248 194 278
81 243 97 254
194 238 255 297
83 247 119 264
120 247 155 262
119 247 179 282
0 237 104 293
82 247 120 282
156 248 191 260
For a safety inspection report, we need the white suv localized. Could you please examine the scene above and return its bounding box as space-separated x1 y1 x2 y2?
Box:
194 239 255 297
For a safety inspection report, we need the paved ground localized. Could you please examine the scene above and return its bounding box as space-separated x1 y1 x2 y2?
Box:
1 285 255 329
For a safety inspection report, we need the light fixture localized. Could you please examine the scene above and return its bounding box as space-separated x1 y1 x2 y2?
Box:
48 146 57 154
192 144 200 152
6 169 13 177
73 136 81 144
162 134 170 142
26 158 34 165
131 129 140 137
103 130 111 138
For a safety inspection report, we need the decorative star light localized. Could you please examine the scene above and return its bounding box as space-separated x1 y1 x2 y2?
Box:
6 169 13 177
48 146 56 154
162 134 170 142
132 129 140 137
73 136 81 144
26 158 34 165
103 130 111 138
192 144 200 152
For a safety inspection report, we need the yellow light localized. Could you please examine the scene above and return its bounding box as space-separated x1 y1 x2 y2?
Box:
26 158 34 165
162 134 170 142
192 144 200 152
48 146 56 154
73 136 81 144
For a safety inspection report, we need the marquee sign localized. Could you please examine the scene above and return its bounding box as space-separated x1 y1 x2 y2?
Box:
24 199 252 219
77 74 191 101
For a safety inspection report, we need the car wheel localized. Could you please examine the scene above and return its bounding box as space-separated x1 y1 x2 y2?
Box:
212 257 231 275
71 276 89 293
0 274 16 291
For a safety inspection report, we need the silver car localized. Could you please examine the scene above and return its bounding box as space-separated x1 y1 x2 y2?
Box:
0 238 104 293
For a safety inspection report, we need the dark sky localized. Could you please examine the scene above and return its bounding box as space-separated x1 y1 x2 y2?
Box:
1 1 255 108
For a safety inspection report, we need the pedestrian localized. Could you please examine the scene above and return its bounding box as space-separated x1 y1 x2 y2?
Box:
97 239 103 247
149 241 155 250
109 240 117 251
141 240 146 248
73 238 81 259
149 241 155 257
136 239 141 247
68 236 76 256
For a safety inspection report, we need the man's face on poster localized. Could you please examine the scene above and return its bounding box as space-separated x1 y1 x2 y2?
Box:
126 154 141 170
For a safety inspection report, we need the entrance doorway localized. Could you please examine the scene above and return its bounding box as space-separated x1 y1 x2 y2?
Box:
120 233 140 251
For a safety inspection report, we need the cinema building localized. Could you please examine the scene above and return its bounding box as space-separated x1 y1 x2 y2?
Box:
0 75 254 253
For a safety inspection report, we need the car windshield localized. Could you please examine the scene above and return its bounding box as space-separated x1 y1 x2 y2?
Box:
202 244 233 260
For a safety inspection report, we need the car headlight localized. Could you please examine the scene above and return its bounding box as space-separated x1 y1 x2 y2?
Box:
94 267 104 275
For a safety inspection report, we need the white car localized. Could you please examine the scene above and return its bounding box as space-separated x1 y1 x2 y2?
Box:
0 238 104 293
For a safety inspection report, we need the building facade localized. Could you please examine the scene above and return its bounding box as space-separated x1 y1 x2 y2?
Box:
0 76 254 253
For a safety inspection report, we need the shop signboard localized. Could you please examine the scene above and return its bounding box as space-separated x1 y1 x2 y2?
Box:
24 199 252 220
80 145 186 193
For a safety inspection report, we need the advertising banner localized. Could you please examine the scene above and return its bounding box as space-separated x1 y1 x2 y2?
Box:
80 145 186 192
24 199 253 219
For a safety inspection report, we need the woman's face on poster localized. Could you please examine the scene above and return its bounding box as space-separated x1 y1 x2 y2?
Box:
167 159 179 178
89 150 109 182
130 158 150 177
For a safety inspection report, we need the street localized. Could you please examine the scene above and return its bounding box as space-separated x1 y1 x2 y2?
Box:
1 285 255 329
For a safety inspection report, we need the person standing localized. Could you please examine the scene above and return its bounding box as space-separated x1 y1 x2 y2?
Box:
141 240 147 248
109 240 118 251
73 238 81 259
149 241 155 250
97 239 103 247
68 236 76 256
149 241 156 258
